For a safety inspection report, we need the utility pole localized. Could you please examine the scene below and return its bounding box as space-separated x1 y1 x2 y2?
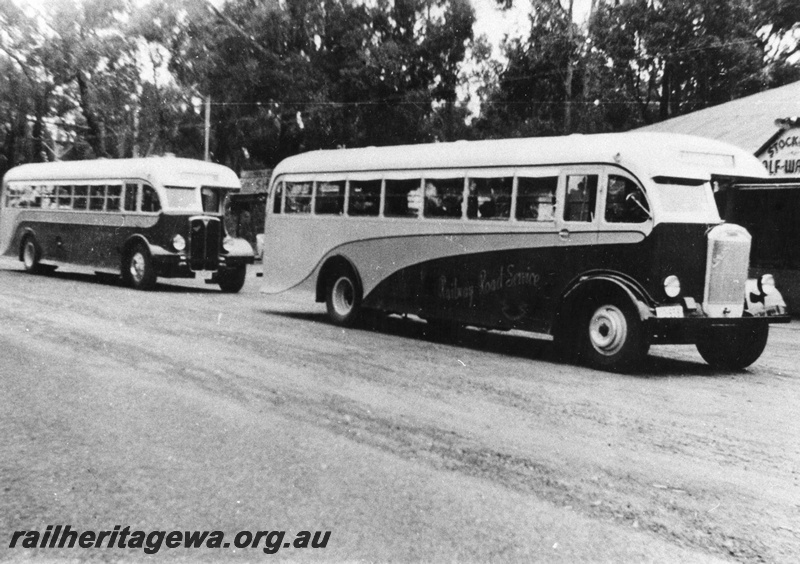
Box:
204 96 211 162
563 0 575 135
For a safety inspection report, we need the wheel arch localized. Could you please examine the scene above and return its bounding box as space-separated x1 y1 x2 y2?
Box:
16 227 38 260
315 255 362 303
553 271 653 336
120 234 152 261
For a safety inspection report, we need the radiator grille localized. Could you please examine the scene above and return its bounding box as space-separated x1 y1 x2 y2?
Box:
703 224 751 317
188 216 221 271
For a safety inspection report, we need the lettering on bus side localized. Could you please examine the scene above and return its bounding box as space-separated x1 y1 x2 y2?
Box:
436 263 543 307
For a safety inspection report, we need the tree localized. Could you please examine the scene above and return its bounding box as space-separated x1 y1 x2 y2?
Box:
476 0 585 137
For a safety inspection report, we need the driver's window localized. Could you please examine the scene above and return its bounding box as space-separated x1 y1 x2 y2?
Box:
202 188 222 213
605 175 650 223
141 184 161 213
563 174 598 222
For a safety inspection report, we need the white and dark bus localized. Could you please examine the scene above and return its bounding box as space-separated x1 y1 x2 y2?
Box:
261 133 789 370
0 157 254 292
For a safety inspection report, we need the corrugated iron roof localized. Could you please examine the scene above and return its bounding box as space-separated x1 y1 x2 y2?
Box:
635 80 800 154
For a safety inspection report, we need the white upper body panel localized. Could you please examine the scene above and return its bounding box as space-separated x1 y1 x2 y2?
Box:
271 132 767 184
4 156 241 188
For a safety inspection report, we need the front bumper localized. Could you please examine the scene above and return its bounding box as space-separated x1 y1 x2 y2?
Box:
647 312 790 345
152 252 254 279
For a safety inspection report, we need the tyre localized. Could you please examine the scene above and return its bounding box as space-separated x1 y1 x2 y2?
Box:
325 267 362 326
123 243 157 290
696 321 768 370
217 265 247 293
579 296 649 371
21 236 42 274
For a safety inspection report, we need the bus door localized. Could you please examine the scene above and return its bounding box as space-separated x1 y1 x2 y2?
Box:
555 168 601 280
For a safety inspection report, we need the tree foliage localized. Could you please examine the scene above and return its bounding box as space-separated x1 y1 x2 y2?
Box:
478 0 800 136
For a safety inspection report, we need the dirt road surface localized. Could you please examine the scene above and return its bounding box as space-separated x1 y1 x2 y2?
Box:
1 256 799 562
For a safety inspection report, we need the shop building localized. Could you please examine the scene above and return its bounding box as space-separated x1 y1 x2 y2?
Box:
637 80 800 310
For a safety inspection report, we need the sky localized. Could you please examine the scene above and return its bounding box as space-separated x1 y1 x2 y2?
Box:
473 0 594 54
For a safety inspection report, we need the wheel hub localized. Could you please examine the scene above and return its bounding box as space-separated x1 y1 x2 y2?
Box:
589 305 627 356
332 277 354 315
23 243 35 268
130 253 146 282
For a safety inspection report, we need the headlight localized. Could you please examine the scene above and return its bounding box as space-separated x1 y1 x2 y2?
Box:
759 274 776 295
223 236 236 252
663 275 681 298
172 234 186 252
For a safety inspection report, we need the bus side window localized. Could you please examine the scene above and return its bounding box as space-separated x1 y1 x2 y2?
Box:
107 185 122 212
385 179 421 218
516 177 557 221
4 184 22 207
141 184 161 213
124 183 138 211
348 180 381 216
468 177 512 220
424 178 464 219
40 185 57 208
564 174 598 222
57 185 72 209
272 182 283 214
89 185 106 211
605 175 650 223
73 185 88 210
315 181 345 215
285 182 312 214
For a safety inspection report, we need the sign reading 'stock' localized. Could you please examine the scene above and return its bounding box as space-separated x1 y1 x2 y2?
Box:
758 128 800 177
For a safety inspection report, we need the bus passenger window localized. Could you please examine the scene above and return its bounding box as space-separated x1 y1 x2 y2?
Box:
468 177 512 220
57 185 72 209
90 185 106 211
348 180 381 216
17 185 36 208
516 177 557 221
106 185 122 212
124 183 138 211
141 185 161 212
315 181 345 215
73 185 88 210
285 182 312 214
40 185 57 208
564 174 598 222
424 178 463 219
384 179 422 218
272 183 283 214
605 175 650 223
5 184 25 207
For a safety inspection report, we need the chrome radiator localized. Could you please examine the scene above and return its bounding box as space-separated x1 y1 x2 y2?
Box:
703 224 751 318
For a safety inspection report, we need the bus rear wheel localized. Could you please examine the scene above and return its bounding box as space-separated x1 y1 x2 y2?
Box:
218 265 247 293
21 236 42 274
124 244 156 290
579 297 648 371
326 268 362 327
695 321 768 370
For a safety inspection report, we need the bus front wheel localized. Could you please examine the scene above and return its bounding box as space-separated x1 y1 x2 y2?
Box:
124 244 156 290
326 268 362 327
218 265 247 293
21 236 42 274
579 296 648 371
695 322 768 370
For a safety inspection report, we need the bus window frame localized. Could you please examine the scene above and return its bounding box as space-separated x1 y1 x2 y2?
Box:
598 169 653 228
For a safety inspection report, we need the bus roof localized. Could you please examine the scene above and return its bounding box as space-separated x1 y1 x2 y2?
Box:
2 156 241 189
271 132 768 183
